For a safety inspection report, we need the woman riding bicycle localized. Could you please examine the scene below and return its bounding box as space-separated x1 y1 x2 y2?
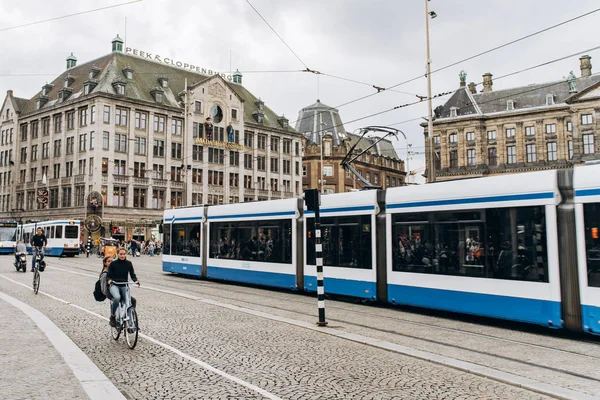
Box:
107 248 140 327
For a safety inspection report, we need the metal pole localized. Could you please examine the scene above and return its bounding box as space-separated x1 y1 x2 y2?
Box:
425 0 435 183
183 78 188 206
319 114 324 194
313 191 327 326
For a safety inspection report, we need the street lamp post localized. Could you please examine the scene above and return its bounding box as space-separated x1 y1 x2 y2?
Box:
425 0 436 183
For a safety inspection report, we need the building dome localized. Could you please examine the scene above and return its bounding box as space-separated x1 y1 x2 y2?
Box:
295 99 347 147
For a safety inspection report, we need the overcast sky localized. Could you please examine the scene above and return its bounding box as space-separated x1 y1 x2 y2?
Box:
1 0 599 182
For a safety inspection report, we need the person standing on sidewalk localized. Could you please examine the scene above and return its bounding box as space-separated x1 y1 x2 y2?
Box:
30 228 47 272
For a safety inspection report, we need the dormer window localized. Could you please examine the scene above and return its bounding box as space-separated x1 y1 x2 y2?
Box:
88 65 101 80
449 107 458 118
122 66 134 80
278 115 289 129
507 100 515 111
150 86 165 103
84 85 92 95
255 98 264 111
41 83 53 96
112 79 127 96
546 94 555 105
158 76 168 88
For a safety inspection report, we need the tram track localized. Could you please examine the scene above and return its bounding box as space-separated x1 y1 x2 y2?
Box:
64 258 600 376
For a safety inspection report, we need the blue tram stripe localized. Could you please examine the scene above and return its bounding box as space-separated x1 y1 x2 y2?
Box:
575 188 600 197
387 192 554 210
208 211 296 220
305 205 375 215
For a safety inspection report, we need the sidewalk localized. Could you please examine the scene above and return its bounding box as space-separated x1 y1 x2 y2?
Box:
0 291 125 400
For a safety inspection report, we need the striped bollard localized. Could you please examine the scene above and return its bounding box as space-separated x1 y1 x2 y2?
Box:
304 189 327 326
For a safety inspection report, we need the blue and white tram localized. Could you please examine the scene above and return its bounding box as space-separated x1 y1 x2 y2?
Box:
385 171 563 328
574 164 600 334
20 220 81 256
206 198 302 290
0 222 18 254
162 206 205 276
304 190 382 300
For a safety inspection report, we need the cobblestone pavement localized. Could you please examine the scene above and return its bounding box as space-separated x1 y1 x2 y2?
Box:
2 254 593 399
0 295 89 400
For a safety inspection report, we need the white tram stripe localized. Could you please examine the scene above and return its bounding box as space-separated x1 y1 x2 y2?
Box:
0 274 283 400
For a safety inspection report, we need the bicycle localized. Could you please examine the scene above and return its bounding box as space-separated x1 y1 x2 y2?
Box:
32 246 46 295
109 281 139 349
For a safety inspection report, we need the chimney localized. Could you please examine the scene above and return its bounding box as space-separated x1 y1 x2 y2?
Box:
482 73 493 92
7 90 13 97
580 55 592 77
468 82 477 94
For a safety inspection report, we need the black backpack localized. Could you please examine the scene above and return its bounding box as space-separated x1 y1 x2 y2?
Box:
93 280 106 302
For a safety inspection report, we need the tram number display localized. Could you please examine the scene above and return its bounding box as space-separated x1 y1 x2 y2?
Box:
0 222 17 227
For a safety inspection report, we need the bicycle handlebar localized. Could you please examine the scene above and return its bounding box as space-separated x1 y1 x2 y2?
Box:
110 281 139 285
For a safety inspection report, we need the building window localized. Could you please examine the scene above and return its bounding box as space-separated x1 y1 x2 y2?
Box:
283 159 291 174
193 145 203 161
545 124 556 134
170 191 183 207
153 115 165 133
208 148 224 164
295 161 300 176
323 166 333 177
133 137 147 155
78 159 86 175
506 128 515 138
20 124 28 141
42 142 49 159
194 101 202 112
229 151 240 166
449 133 457 143
232 108 238 120
113 186 126 207
133 188 146 208
433 135 440 144
90 131 95 149
53 163 60 179
135 112 147 130
449 107 458 117
244 154 252 169
324 141 331 156
79 108 88 127
526 144 537 162
192 168 203 183
49 188 59 209
567 121 573 132
295 142 300 156
152 190 165 209
102 158 108 175
230 173 239 188
506 100 514 111
91 105 96 124
467 149 475 166
302 165 307 176
466 131 474 141
270 157 279 173
583 134 595 154
79 133 87 151
114 133 127 152
525 126 535 136
103 106 110 123
171 142 182 159
75 186 85 207
113 159 126 175
547 142 557 161
54 139 61 157
449 150 458 167
53 115 62 133
153 140 165 157
42 118 50 136
31 145 38 161
244 132 253 147
66 137 74 154
102 132 109 150
153 164 164 179
171 118 183 135
568 140 573 160
115 108 128 126
62 187 72 208
506 145 516 164
581 114 593 125
257 134 266 149
487 130 496 140
207 170 223 185
546 94 554 105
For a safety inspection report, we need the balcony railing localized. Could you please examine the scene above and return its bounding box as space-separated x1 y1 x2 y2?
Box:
26 182 36 189
101 175 108 184
61 176 73 185
48 178 59 186
153 178 167 187
271 190 281 197
15 184 23 191
171 181 184 189
258 189 269 197
133 177 149 185
244 188 256 196
208 184 224 193
113 174 130 184
74 174 85 183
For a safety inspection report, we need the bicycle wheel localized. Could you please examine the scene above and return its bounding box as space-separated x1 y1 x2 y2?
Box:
124 308 138 349
32 270 40 294
111 322 121 340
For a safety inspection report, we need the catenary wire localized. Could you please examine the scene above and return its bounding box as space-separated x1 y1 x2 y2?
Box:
0 0 143 32
288 6 600 127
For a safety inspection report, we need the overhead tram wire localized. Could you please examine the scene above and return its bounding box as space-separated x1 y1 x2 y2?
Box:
0 0 143 32
288 6 600 127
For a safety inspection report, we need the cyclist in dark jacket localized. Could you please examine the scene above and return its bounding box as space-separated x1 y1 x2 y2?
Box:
30 228 47 272
107 248 140 327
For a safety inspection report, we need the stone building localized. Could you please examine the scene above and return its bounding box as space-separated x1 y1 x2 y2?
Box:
423 55 600 182
0 36 303 240
296 100 405 192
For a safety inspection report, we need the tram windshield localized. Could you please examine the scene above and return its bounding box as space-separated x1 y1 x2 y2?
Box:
584 203 600 288
0 223 18 242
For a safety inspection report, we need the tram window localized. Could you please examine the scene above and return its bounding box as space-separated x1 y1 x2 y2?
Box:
171 223 200 257
55 226 63 239
209 219 292 264
163 223 171 255
306 215 372 269
392 206 548 282
50 226 55 239
65 226 78 239
583 203 600 287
